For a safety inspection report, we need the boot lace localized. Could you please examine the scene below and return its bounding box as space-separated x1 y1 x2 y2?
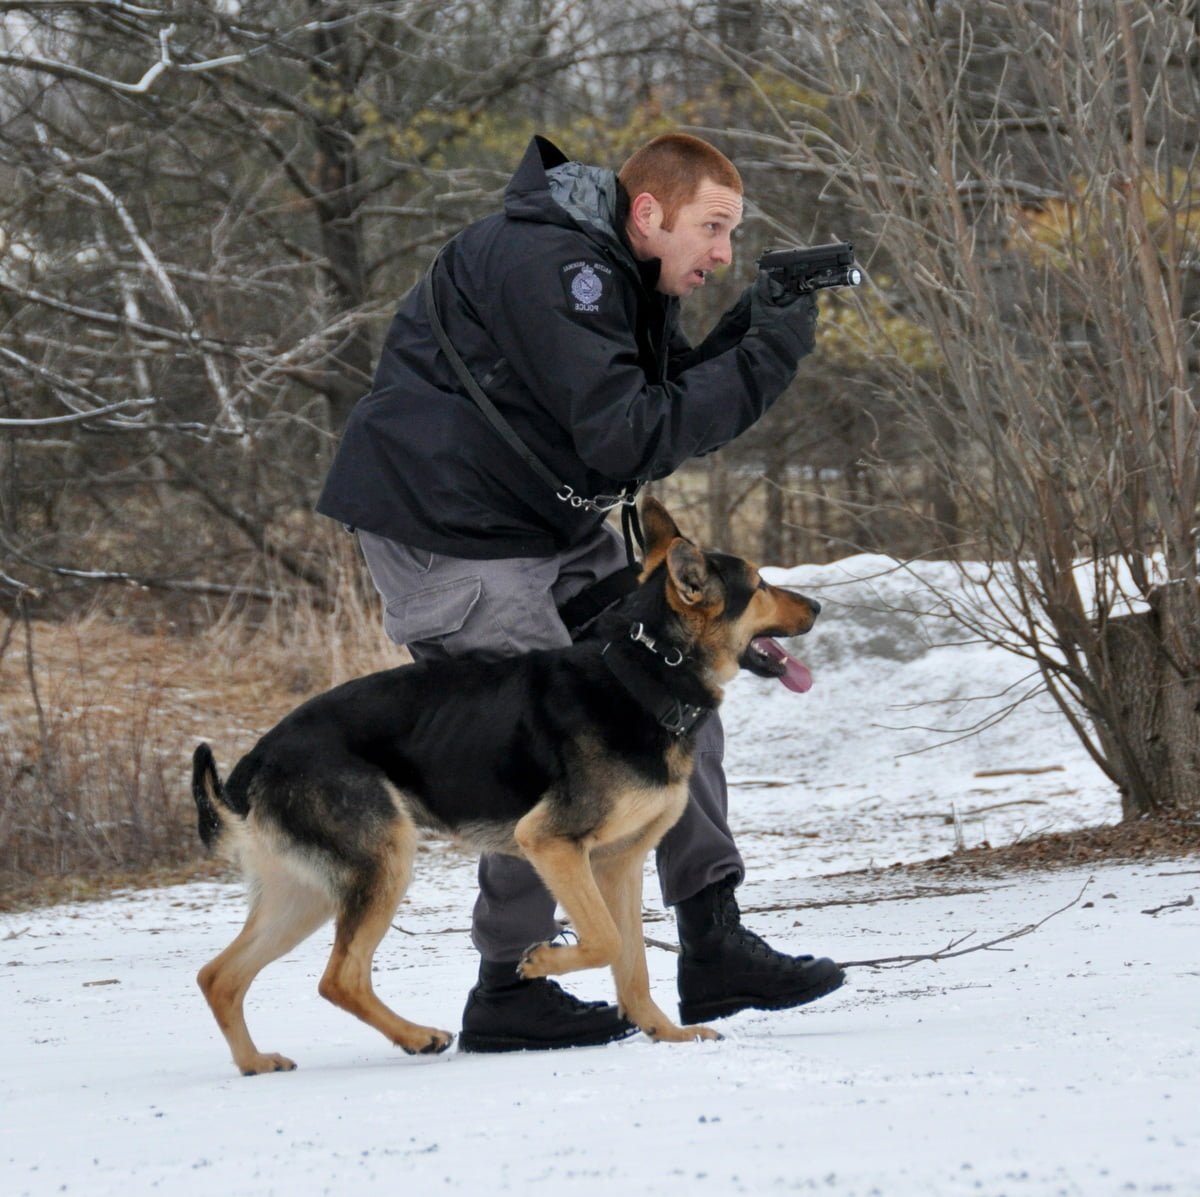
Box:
714 879 809 965
538 976 600 1011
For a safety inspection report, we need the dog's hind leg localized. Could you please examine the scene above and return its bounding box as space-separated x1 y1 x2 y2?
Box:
198 862 333 1076
514 805 621 979
317 818 454 1056
593 843 720 1044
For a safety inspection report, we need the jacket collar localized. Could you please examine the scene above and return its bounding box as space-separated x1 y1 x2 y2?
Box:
505 136 665 292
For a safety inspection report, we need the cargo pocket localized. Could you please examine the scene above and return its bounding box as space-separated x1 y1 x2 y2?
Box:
383 575 482 650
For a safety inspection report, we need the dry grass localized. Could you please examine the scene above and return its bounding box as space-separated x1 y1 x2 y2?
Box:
0 545 405 911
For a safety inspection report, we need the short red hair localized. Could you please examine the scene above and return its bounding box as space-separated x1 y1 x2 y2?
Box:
618 134 743 230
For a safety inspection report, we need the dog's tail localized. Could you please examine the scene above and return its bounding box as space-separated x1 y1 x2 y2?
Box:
191 743 239 850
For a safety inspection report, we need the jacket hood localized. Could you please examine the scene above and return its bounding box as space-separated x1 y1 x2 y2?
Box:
504 136 628 260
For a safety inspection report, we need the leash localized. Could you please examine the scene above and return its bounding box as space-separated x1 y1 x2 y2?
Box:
601 623 709 737
620 501 645 569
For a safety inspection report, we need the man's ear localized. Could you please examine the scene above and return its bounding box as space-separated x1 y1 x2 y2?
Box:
665 540 709 607
627 191 662 239
639 496 685 579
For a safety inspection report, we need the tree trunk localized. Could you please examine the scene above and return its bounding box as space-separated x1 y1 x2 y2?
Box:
1096 585 1200 819
707 455 732 547
309 3 375 430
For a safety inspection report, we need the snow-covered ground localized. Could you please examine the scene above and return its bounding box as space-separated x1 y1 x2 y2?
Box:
3 558 1197 1196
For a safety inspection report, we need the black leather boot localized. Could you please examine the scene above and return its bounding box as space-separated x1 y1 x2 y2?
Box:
675 875 845 1024
458 959 638 1053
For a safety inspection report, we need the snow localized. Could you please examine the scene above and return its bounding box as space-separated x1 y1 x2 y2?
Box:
3 557 1197 1197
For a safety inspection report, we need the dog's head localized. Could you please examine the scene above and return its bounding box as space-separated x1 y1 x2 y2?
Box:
638 496 820 691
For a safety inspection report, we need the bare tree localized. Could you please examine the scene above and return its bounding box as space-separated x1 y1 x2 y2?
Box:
0 0 664 611
752 0 1199 817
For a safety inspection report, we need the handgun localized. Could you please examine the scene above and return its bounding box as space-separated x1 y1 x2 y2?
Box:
757 241 862 294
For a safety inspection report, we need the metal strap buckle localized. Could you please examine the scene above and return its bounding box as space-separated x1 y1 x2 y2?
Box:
659 701 704 737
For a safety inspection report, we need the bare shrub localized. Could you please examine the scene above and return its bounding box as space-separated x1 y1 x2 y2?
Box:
751 0 1200 817
0 532 397 907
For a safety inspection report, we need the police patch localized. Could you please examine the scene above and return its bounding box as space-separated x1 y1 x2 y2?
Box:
561 260 612 314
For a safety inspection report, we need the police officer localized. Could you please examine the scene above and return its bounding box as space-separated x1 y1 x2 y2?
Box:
318 133 844 1051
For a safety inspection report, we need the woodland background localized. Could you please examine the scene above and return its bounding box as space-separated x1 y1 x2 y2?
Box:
1 1 1198 900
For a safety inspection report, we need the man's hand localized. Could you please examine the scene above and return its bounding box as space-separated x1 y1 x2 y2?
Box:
749 271 818 354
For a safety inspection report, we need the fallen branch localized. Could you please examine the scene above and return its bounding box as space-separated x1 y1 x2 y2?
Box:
1141 894 1194 916
742 888 1002 913
904 799 1048 821
728 778 796 789
387 883 1092 963
835 877 1093 970
973 766 1064 778
958 798 1049 816
644 935 680 954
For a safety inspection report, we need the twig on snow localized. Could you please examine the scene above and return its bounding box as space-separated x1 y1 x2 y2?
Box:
644 935 680 954
973 766 1064 778
835 877 1093 970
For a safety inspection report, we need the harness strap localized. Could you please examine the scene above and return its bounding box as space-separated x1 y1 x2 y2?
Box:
556 564 640 639
600 625 710 738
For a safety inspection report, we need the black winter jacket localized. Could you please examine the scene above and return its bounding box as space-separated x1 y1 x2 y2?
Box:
317 136 816 558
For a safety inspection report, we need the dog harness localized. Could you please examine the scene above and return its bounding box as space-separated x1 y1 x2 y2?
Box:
600 622 710 737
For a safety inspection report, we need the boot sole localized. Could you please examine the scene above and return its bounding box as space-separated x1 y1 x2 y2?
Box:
678 969 846 1025
458 1022 640 1054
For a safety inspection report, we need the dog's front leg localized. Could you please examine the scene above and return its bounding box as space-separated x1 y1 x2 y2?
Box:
514 807 620 978
593 845 720 1044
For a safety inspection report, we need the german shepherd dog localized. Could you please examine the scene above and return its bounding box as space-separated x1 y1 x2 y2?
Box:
192 498 819 1075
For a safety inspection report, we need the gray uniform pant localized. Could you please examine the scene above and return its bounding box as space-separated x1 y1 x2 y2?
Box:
358 522 745 963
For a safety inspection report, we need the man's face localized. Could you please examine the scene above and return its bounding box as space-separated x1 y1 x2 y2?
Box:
630 180 744 298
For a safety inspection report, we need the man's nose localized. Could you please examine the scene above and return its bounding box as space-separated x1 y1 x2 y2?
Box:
711 236 733 266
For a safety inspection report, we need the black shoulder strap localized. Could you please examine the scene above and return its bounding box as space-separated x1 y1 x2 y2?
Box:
422 249 642 570
422 258 565 496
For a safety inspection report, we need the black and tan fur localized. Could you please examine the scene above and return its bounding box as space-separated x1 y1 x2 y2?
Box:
192 498 819 1075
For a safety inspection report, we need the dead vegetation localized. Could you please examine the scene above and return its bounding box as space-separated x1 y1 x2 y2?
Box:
0 562 404 911
853 817 1200 886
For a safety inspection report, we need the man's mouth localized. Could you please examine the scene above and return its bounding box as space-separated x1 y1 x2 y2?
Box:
691 269 709 285
741 636 813 693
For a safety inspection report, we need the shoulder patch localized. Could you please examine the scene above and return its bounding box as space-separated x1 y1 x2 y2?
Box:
560 259 613 314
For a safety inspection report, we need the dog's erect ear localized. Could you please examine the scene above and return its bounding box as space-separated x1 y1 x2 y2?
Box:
639 496 686 578
665 540 709 606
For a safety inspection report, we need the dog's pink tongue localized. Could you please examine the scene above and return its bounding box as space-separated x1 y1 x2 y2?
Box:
752 637 813 693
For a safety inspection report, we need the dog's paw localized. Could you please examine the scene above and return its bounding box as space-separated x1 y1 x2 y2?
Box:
399 1028 454 1056
239 1051 297 1076
647 1022 722 1044
517 941 553 979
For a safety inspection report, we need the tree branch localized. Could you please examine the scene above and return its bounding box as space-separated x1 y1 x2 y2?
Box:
836 878 1093 969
